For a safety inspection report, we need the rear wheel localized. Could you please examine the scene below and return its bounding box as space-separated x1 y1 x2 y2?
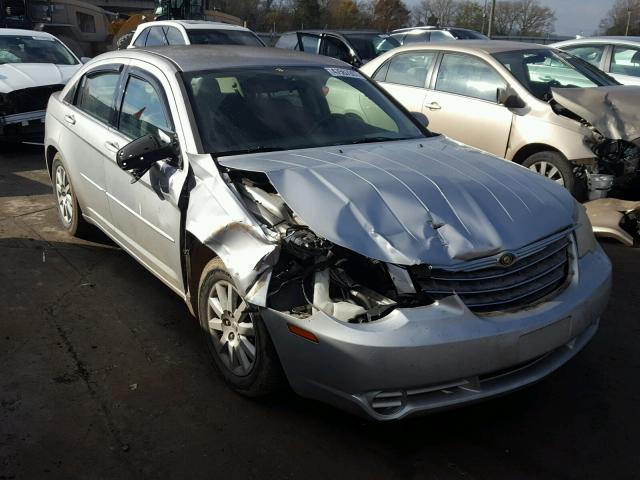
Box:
522 151 585 200
197 258 284 397
51 154 90 237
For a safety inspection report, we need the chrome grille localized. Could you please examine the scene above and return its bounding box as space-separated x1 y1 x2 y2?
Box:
411 236 571 313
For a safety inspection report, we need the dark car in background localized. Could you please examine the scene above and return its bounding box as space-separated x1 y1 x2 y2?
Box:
275 30 399 66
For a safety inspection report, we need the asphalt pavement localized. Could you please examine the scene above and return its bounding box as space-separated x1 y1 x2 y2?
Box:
1 144 639 480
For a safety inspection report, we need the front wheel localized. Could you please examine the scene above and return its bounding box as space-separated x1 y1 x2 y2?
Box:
51 154 90 237
197 258 284 397
522 151 585 200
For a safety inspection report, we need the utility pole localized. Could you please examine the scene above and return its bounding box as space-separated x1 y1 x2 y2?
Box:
481 0 488 34
487 0 496 38
626 8 631 36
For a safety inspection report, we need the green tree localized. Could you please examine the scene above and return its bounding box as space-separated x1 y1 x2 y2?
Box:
371 0 410 31
294 0 322 28
455 0 485 30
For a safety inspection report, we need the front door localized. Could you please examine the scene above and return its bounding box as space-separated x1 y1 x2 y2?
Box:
425 52 513 157
59 64 123 229
103 62 188 293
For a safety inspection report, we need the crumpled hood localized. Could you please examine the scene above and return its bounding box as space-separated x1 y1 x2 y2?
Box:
218 137 575 267
0 63 80 93
552 85 640 141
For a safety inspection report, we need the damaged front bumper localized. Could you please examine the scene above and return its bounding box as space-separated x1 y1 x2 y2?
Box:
0 110 46 143
261 245 611 420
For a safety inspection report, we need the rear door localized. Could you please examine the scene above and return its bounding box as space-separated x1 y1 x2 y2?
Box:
425 52 512 157
103 61 189 293
606 44 640 85
59 63 124 229
373 50 437 113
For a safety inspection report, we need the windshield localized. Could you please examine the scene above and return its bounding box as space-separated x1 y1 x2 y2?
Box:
0 35 77 65
187 29 264 46
183 66 425 155
493 48 617 101
450 29 487 39
343 34 399 61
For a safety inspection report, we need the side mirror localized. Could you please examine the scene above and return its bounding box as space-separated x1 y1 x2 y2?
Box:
410 111 429 128
117 132 180 182
497 87 526 108
80 56 92 63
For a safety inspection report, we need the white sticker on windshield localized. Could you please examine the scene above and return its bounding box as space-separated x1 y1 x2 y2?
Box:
325 67 363 79
32 37 55 41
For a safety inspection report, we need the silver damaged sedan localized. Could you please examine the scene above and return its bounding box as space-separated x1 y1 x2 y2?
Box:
44 46 612 420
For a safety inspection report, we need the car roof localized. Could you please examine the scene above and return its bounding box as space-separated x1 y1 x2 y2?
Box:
392 26 477 33
383 40 547 54
554 36 640 45
100 45 349 72
141 20 251 32
281 30 383 35
0 28 55 38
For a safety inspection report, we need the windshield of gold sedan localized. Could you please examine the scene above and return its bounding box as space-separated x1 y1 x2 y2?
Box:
493 48 618 101
183 66 425 155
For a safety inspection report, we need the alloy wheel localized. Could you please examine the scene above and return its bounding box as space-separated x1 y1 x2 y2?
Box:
528 161 565 186
55 165 73 225
206 280 257 376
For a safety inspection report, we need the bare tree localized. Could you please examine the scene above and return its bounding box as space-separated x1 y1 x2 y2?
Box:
600 0 640 35
514 0 555 35
493 0 519 35
413 0 459 26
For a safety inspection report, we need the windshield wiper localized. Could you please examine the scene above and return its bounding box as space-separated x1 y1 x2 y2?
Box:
349 136 412 145
217 146 285 156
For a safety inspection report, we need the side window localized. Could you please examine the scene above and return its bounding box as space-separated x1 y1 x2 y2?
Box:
275 32 299 50
403 31 430 44
372 60 390 81
611 45 640 77
563 44 606 68
299 34 320 53
164 27 185 45
385 52 436 87
118 75 171 139
145 26 168 47
75 71 120 124
429 31 452 42
435 53 506 102
133 28 150 47
323 36 351 62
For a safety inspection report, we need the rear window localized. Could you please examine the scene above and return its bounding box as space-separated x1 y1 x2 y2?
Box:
187 29 263 46
343 34 399 61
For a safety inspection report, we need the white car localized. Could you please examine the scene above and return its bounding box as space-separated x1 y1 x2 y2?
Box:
128 20 264 49
0 28 82 143
552 36 640 86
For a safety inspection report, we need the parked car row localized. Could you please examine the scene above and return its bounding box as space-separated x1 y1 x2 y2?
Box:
4 20 637 420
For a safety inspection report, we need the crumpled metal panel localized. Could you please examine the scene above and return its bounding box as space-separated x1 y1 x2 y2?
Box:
585 198 640 247
551 86 640 141
185 153 279 302
218 137 575 267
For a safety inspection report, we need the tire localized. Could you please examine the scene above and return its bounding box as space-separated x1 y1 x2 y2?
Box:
197 258 284 397
114 31 135 50
522 151 585 200
51 154 90 237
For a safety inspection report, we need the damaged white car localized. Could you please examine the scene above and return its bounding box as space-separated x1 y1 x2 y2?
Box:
1 28 82 144
45 46 612 420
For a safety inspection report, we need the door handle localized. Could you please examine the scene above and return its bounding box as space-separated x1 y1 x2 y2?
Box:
104 141 120 153
426 102 441 111
64 114 75 125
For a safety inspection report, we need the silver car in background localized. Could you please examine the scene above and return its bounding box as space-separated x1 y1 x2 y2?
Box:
553 36 640 86
360 41 640 200
44 46 611 420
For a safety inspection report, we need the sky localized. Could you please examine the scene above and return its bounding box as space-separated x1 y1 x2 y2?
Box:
405 0 616 36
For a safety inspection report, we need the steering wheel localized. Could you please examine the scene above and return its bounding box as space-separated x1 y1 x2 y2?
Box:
307 113 341 135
